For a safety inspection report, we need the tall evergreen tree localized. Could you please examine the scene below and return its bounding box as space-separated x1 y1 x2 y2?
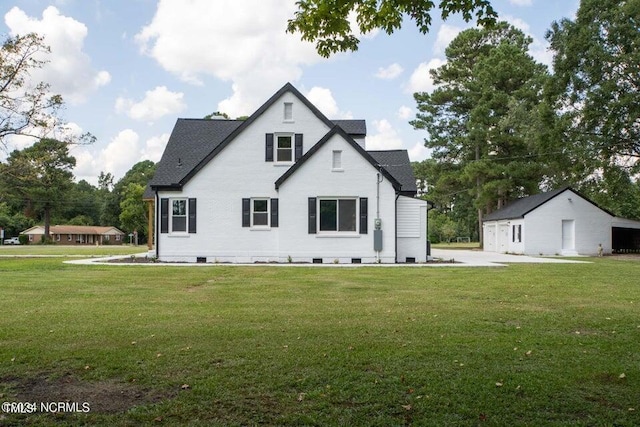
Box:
411 22 550 244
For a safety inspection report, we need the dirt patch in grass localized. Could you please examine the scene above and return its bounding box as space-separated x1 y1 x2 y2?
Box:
1 372 174 414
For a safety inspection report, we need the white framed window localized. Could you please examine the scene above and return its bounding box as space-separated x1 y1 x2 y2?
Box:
56 234 60 242
332 150 342 170
68 234 72 242
284 102 293 121
276 134 293 163
319 198 357 232
251 199 269 227
115 234 121 241
172 199 187 232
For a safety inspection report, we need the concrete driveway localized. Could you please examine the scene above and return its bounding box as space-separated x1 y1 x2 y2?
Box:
431 249 590 267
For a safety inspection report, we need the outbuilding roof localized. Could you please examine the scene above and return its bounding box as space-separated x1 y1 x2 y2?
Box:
483 187 615 221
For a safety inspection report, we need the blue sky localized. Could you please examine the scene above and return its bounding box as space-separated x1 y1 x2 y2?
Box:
1 0 579 185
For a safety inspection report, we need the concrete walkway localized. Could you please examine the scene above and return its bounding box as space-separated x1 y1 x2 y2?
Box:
64 249 590 267
432 249 590 266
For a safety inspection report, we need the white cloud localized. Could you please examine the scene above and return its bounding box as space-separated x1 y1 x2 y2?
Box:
115 86 186 122
509 0 533 6
397 106 413 120
304 86 352 119
73 130 169 184
140 133 170 163
408 142 430 162
4 6 111 104
136 0 323 118
306 87 339 117
365 119 404 151
374 63 404 80
405 58 446 94
73 129 139 183
434 24 462 54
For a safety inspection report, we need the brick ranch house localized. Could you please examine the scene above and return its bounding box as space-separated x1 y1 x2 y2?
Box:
20 225 126 245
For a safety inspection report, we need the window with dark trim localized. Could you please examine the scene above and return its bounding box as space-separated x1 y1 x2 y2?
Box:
252 199 269 226
172 199 187 232
276 134 293 162
160 197 197 234
242 198 278 228
319 198 357 232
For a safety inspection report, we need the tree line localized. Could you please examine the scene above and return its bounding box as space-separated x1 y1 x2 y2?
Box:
0 140 155 243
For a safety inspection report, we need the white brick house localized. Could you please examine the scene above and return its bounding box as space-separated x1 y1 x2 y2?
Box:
146 83 428 263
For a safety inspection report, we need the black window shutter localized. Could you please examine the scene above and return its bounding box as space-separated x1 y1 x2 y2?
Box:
242 198 251 227
265 133 274 162
160 198 169 233
308 197 317 234
271 198 279 228
188 198 197 233
294 134 303 161
359 197 368 234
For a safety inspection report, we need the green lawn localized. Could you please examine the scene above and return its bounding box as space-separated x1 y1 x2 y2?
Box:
0 257 638 426
431 241 481 250
0 245 144 257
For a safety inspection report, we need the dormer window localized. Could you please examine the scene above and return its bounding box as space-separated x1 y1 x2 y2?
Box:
284 102 293 121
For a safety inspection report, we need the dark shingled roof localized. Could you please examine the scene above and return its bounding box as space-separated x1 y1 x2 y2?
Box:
367 150 418 195
332 120 366 136
483 187 615 221
148 119 243 191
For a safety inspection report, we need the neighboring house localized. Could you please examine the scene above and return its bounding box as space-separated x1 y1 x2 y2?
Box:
482 187 640 256
21 225 126 245
146 83 428 263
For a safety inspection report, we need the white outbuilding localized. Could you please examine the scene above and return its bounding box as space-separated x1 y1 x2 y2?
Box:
482 187 640 256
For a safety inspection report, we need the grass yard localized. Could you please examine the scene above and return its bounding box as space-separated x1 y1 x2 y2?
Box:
431 242 481 250
0 257 639 426
0 245 144 257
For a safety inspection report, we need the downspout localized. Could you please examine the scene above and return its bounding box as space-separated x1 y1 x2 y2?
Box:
376 171 383 263
155 190 159 259
395 194 399 263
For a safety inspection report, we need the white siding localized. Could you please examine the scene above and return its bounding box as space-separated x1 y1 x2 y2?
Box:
278 132 397 263
525 189 612 256
396 196 428 262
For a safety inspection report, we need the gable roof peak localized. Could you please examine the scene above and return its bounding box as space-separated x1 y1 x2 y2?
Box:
275 125 401 190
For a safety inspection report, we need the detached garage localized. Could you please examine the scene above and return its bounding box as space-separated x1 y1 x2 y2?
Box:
482 187 640 256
